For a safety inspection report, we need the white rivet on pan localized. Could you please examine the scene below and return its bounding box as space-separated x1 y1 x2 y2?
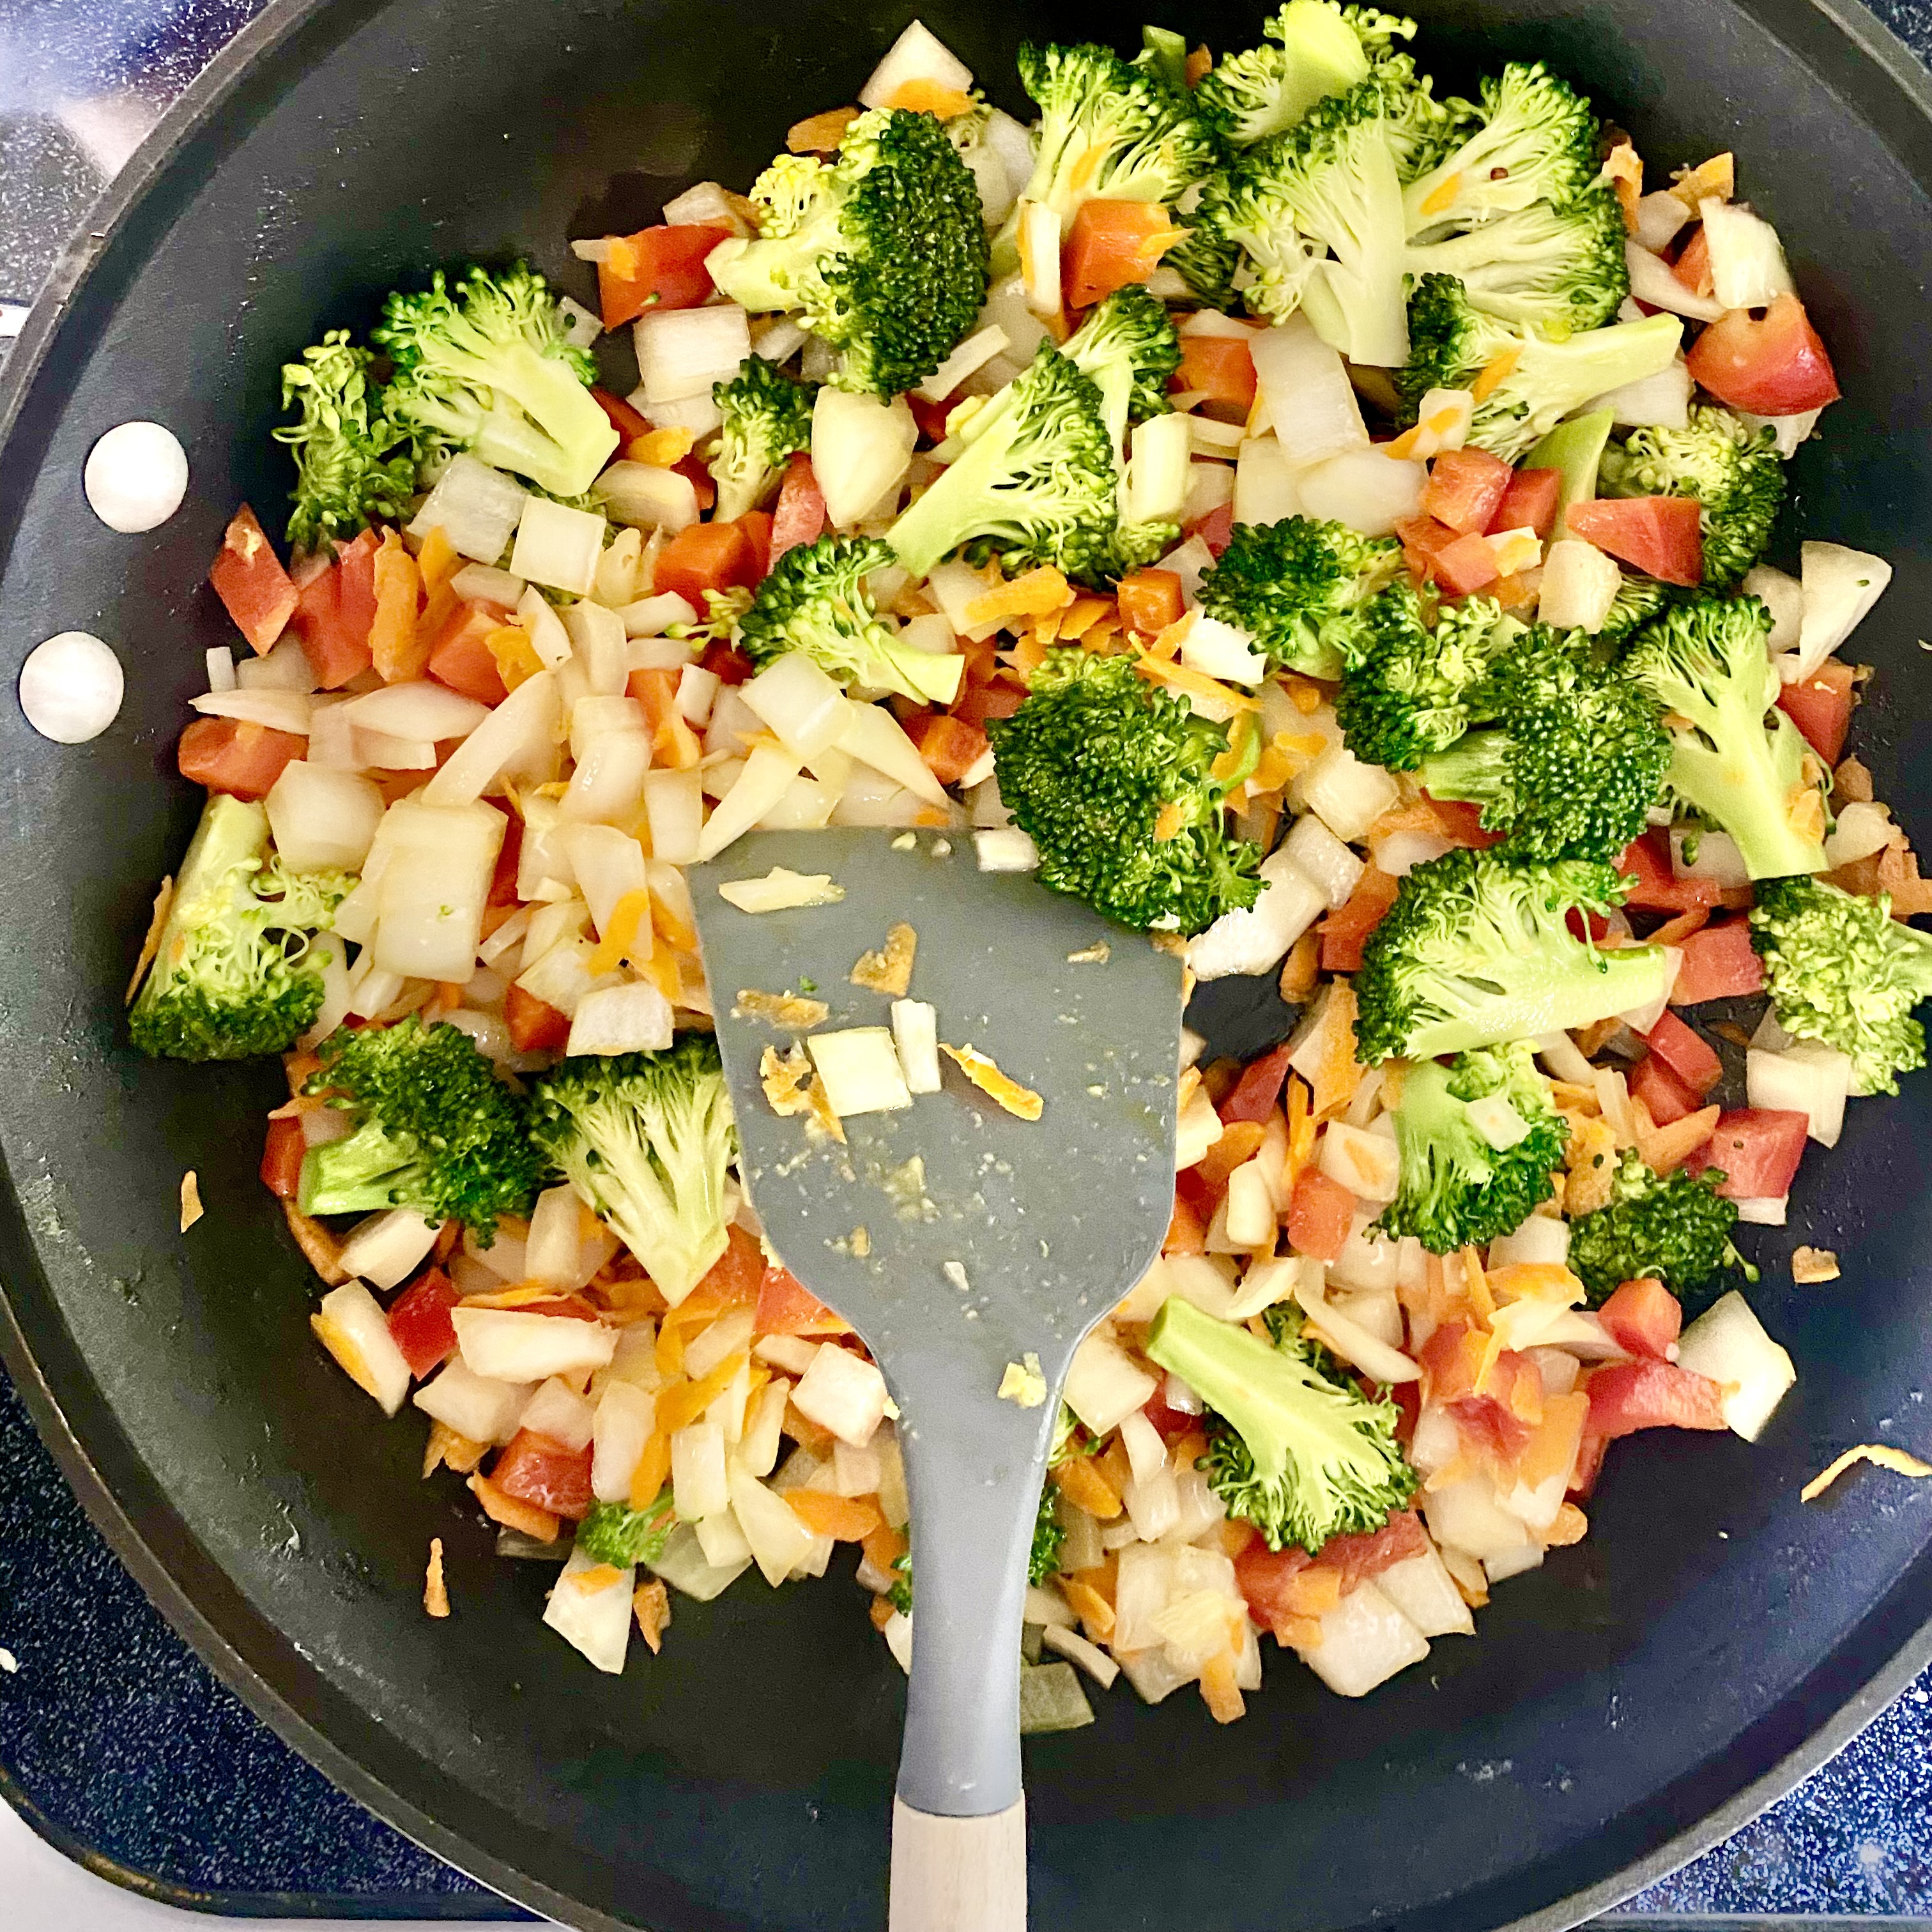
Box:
84 420 190 533
20 631 124 743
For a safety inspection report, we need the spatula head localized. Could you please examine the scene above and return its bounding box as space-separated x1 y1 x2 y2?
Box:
687 828 1183 1384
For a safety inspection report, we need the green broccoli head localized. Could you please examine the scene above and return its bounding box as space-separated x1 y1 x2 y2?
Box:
1146 1294 1417 1553
709 107 989 399
1200 78 1411 365
1623 593 1828 880
1195 0 1411 147
1566 1146 1744 1308
735 533 962 706
987 648 1262 936
1402 60 1602 233
1750 874 1932 1096
1599 406 1786 588
709 356 816 523
1403 185 1629 337
1377 1042 1569 1254
372 263 616 498
1597 572 1675 645
298 1015 544 1239
528 1036 737 1307
1336 584 1511 770
1399 274 1683 461
130 796 352 1062
273 330 420 555
1415 624 1671 861
1354 847 1670 1062
1198 514 1404 679
1029 1480 1067 1584
993 42 1219 276
885 343 1169 586
576 1489 678 1567
1059 284 1182 450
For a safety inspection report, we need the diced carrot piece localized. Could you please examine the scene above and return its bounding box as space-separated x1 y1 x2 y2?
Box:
1172 336 1257 422
505 983 571 1054
261 1116 307 1199
735 509 774 582
1164 1188 1208 1255
914 713 988 786
785 1489 885 1540
654 521 758 606
1432 532 1501 596
771 453 828 562
1117 568 1186 637
209 505 298 652
1062 199 1181 309
178 717 305 801
1422 448 1514 535
428 599 512 704
597 224 735 328
1672 225 1713 296
592 387 652 441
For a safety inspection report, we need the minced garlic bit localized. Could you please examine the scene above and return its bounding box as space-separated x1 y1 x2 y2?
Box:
634 1577 671 1653
1801 1443 1932 1503
852 922 917 997
125 875 173 1004
891 832 917 850
941 1043 1044 1121
717 866 845 913
852 1225 871 1259
179 1170 203 1234
998 1351 1048 1408
736 987 831 1030
1066 940 1110 964
1792 1245 1841 1284
424 1537 450 1619
942 1260 970 1292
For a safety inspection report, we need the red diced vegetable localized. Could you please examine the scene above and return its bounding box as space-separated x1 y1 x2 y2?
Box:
1671 225 1713 296
1643 1011 1722 1095
1689 1107 1809 1200
1597 1278 1684 1361
1220 1043 1292 1124
591 387 651 442
1686 295 1841 416
488 818 523 908
1430 532 1501 596
492 1429 594 1519
260 1116 307 1199
753 1263 850 1337
178 717 305 801
1286 1169 1354 1262
1777 660 1855 765
335 527 379 643
1422 448 1513 535
1487 466 1561 540
702 640 756 686
597 223 735 327
427 600 512 705
735 510 774 583
1172 334 1257 420
1062 199 1177 309
914 713 989 787
505 984 571 1054
1563 496 1703 586
1669 919 1765 1005
1619 831 1721 912
209 505 298 652
387 1266 461 1380
770 453 827 563
291 559 374 689
1586 1359 1726 1438
1188 501 1236 556
1395 513 1460 581
654 521 759 606
1320 865 1401 972
1631 1050 1703 1126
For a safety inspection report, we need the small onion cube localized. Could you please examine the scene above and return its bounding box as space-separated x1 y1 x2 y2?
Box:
510 498 608 597
310 1280 413 1416
891 999 942 1094
806 1027 914 1116
791 1344 891 1447
542 1547 634 1675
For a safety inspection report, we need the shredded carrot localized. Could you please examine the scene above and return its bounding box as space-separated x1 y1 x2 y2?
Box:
964 565 1073 626
862 1521 909 1575
629 1431 672 1510
1053 1454 1123 1521
1152 801 1185 843
1284 1074 1316 1184
654 1353 747 1436
650 892 698 953
424 1537 450 1618
1197 1119 1267 1188
1647 905 1710 949
850 922 917 997
1469 348 1522 404
589 889 654 975
568 1563 625 1595
468 1471 560 1542
785 1489 885 1540
1061 1576 1116 1641
1059 595 1113 641
641 947 684 1008
125 876 173 1004
1634 1099 1721 1176
633 1577 671 1652
1134 650 1261 713
941 1043 1044 1121
1669 150 1733 211
629 425 695 466
1199 1651 1246 1724
179 1170 204 1234
423 1418 488 1478
370 529 425 682
1802 1442 1932 1502
486 624 544 690
1604 140 1644 229
414 524 461 647
1459 1247 1496 1324
870 1593 898 1630
1418 171 1464 217
283 1200 348 1285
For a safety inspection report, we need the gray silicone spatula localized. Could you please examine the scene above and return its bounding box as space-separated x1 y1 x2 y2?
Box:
687 827 1182 1932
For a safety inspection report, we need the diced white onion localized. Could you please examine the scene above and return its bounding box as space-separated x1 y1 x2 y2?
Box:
1249 314 1367 463
1699 198 1795 310
265 762 384 872
860 19 973 105
1797 541 1892 680
1675 1290 1796 1440
811 387 916 530
1125 411 1194 526
567 980 675 1055
806 1027 913 1116
337 1207 441 1291
342 680 489 742
1293 447 1427 537
597 461 700 535
409 455 528 563
891 999 942 1094
791 1345 891 1447
543 1547 634 1673
1623 240 1726 322
635 303 751 406
312 1280 413 1416
509 498 608 597
190 687 312 733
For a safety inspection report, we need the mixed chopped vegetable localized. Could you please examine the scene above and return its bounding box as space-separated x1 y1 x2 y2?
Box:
119 8 1928 1722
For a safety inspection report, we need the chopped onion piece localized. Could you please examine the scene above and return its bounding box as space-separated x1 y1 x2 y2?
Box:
806 1027 914 1116
409 455 528 562
838 700 949 806
509 498 607 597
811 387 916 529
743 653 849 760
1797 541 1892 679
424 668 560 808
189 686 311 733
1699 197 1795 310
1623 240 1726 322
916 324 1011 404
1125 412 1194 525
1017 201 1062 316
342 680 488 742
597 461 700 535
718 866 846 912
413 1361 532 1445
542 1547 634 1675
567 980 675 1055
1249 314 1366 462
974 827 1039 873
454 1307 617 1382
1232 435 1303 528
310 1280 413 1416
891 999 942 1094
860 18 973 105
1675 1289 1795 1440
694 744 806 861
266 762 384 872
634 303 751 406
338 1206 441 1291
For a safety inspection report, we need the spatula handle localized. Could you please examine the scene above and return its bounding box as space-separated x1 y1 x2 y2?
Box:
889 1797 1026 1932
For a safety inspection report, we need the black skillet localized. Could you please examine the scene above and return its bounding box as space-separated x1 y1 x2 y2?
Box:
4 1 1932 1928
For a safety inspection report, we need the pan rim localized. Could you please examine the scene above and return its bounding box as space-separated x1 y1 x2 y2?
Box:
3 0 1931 1925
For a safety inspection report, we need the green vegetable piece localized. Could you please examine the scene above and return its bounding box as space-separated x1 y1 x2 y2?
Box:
1137 23 1191 94
1523 409 1614 542
1335 584 1512 770
1018 1660 1095 1733
709 356 817 523
1566 1146 1746 1310
1059 284 1182 450
576 1491 678 1568
1198 514 1404 679
275 330 420 555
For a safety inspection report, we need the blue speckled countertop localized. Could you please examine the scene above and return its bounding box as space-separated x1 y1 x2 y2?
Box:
4 0 1932 1920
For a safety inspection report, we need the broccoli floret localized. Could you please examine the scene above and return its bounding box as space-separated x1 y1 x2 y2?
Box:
1598 406 1786 588
1195 1 1411 147
1415 625 1671 861
709 356 816 523
1402 61 1602 234
1353 847 1671 1062
1749 874 1932 1096
1598 572 1675 645
987 647 1262 935
1200 79 1411 365
299 1016 544 1239
992 43 1218 277
130 796 353 1062
736 534 962 705
528 1036 737 1307
1336 583 1512 770
576 1490 677 1568
885 343 1171 586
1377 1042 1569 1254
274 330 419 555
1146 1294 1416 1553
371 263 616 499
1403 185 1629 337
1197 514 1404 678
1029 1480 1067 1584
709 108 988 399
1566 1147 1745 1308
1059 284 1182 451
1399 275 1683 461
1623 594 1828 881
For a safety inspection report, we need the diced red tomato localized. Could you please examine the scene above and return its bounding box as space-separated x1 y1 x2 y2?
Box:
1431 532 1501 596
1669 919 1765 1006
914 713 989 787
1448 1392 1534 1465
1220 1042 1292 1124
336 526 379 643
1233 1507 1428 1637
1165 1185 1209 1256
1568 1427 1609 1499
487 818 523 908
1320 864 1400 972
1117 568 1185 637
1418 795 1504 849
1564 496 1703 586
178 717 305 801
591 387 652 442
289 562 374 690
427 599 512 705
209 505 298 652
1688 1107 1809 1200
1597 1277 1683 1361
1585 1358 1726 1439
1422 448 1514 535
1631 1050 1703 1126
1234 1540 1315 1638
1137 1386 1199 1443
1777 660 1855 765
491 1429 594 1519
1287 1169 1354 1262
387 1266 461 1380
1671 225 1713 296
734 510 774 582
1619 831 1721 913
1686 295 1841 417
770 453 827 563
753 1262 850 1337
1396 514 1460 582
1062 199 1178 309
1643 1011 1723 1096
702 640 756 686
1488 466 1561 540
654 521 759 606
260 1116 306 1199
1172 334 1257 422
597 222 735 327
951 668 1026 728
1313 1509 1430 1587
670 452 717 513
505 983 572 1054
1187 501 1235 557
